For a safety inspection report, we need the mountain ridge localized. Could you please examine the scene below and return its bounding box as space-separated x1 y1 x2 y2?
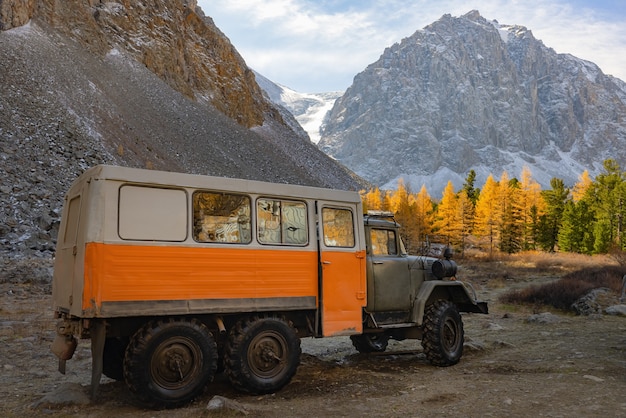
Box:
318 10 626 195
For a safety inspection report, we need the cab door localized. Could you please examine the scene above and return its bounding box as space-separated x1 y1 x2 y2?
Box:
318 203 366 336
368 228 412 311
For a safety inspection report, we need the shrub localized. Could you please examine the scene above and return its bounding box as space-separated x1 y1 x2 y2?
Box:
500 266 625 311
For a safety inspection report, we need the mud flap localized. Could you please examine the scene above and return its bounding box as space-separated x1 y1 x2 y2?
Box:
90 320 106 400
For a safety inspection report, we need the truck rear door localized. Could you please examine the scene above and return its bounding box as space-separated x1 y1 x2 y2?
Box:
318 203 366 336
52 190 84 316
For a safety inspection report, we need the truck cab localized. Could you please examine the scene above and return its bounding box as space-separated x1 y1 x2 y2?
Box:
352 212 488 364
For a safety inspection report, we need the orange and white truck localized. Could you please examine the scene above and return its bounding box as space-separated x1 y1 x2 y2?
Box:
51 165 487 408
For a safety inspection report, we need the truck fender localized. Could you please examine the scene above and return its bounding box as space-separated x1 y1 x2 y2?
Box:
411 281 488 325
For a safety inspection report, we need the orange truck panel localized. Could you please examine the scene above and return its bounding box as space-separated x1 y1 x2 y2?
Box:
83 242 319 312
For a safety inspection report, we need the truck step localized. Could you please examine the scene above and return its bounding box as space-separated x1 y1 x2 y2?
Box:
376 322 418 329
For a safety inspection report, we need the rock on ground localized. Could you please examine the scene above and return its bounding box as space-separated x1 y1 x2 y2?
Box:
605 304 626 316
31 383 90 409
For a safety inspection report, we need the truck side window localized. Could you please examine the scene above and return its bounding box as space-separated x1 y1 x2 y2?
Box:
257 199 308 245
193 191 251 243
63 195 81 245
119 186 187 241
371 229 397 256
321 207 355 247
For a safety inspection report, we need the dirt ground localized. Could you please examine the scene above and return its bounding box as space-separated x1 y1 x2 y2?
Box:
1 259 625 417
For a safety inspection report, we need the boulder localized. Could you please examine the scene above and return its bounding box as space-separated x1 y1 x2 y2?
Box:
604 305 626 316
571 288 611 316
206 395 249 415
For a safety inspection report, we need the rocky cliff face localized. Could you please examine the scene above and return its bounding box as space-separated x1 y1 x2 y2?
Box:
2 0 269 127
318 10 626 194
0 0 362 258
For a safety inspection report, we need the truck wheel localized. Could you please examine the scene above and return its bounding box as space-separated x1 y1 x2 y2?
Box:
225 316 301 394
422 300 464 366
102 337 128 381
123 318 218 409
350 333 389 353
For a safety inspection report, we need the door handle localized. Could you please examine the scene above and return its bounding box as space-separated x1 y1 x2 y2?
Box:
322 261 332 265
373 261 383 265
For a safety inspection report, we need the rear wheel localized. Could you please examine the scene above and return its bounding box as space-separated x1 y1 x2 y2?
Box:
350 333 389 353
422 300 464 366
124 318 218 408
225 316 300 394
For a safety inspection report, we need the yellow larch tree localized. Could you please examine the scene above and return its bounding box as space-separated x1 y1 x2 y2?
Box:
518 166 545 250
361 187 384 212
389 179 420 252
497 171 522 253
382 190 393 212
474 174 500 254
415 184 434 250
433 181 462 247
388 179 409 214
571 170 593 202
457 189 475 252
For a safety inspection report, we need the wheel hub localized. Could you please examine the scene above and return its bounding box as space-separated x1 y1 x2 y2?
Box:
249 333 287 377
152 340 199 387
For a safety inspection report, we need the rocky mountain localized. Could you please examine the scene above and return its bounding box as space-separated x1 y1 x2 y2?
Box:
0 0 362 259
318 10 626 195
254 71 342 144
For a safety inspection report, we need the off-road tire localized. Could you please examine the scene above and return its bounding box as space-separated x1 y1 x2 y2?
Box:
225 316 301 394
102 337 128 381
350 333 389 353
422 300 464 366
123 318 218 409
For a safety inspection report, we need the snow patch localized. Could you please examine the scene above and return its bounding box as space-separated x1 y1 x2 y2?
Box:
381 144 592 197
5 20 32 35
254 70 343 143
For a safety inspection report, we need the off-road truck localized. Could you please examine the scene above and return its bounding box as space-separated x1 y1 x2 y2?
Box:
51 165 487 408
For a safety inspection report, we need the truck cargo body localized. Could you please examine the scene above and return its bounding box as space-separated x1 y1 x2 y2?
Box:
53 165 366 337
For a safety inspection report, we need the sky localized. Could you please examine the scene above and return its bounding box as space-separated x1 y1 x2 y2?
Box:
197 1 626 93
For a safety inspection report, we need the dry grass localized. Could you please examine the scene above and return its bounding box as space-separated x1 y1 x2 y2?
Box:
458 250 625 312
460 251 569 284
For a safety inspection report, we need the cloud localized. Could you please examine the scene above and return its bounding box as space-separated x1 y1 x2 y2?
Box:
198 0 626 91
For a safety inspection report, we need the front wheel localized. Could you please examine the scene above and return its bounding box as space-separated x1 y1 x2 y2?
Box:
124 318 218 409
422 300 464 366
225 316 301 394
